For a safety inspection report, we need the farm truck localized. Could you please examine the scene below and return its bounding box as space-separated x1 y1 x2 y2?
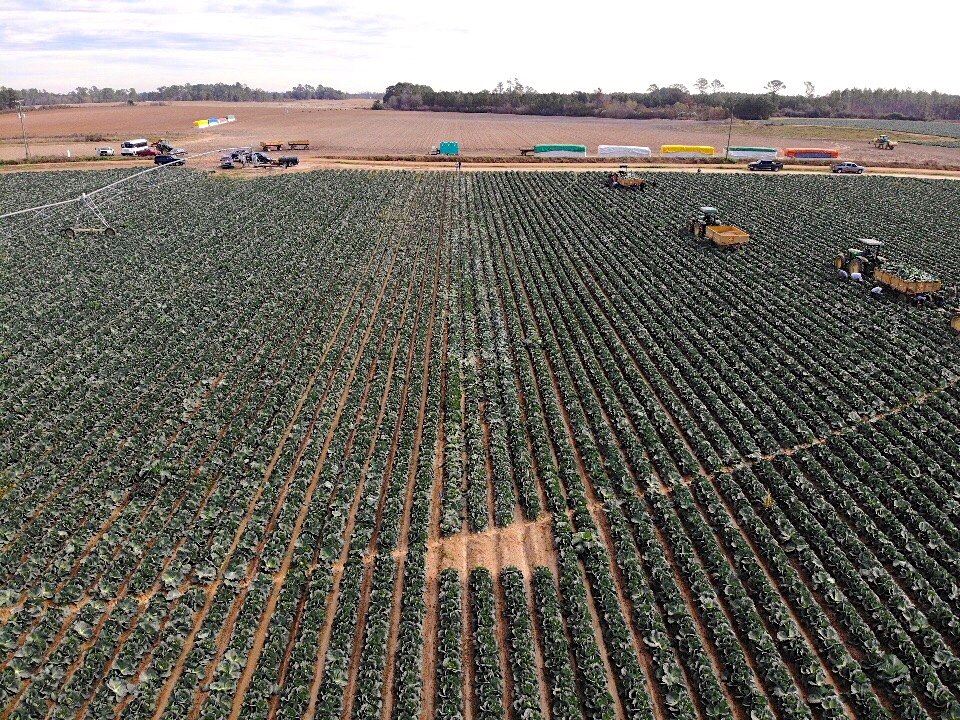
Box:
685 207 750 250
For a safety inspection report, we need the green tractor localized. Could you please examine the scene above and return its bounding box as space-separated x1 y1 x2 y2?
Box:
834 238 885 277
686 207 721 237
872 134 897 150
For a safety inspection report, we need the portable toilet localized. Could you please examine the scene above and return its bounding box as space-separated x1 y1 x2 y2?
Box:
439 141 459 155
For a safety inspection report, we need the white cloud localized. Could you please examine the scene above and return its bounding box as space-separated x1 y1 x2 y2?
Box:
2 0 957 95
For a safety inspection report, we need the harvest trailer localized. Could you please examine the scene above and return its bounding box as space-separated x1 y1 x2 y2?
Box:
430 142 459 155
834 239 943 296
685 207 749 250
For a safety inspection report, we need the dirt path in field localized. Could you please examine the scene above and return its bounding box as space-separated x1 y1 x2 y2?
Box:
427 515 556 578
379 176 449 720
300 180 431 720
336 205 435 720
5 157 960 181
420 223 453 720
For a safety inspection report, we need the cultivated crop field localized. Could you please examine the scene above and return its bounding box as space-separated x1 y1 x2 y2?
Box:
1 168 960 720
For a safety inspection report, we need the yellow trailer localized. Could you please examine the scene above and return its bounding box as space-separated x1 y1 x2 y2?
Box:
704 224 750 249
686 207 750 250
873 268 942 295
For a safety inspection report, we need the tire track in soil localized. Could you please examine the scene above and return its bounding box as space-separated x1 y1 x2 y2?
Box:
186 214 422 720
379 175 449 720
145 212 409 720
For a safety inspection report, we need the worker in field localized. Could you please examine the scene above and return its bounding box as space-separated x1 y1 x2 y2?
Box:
870 286 883 298
456 160 462 172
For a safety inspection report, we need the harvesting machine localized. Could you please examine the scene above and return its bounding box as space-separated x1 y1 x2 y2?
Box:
834 239 942 295
871 135 897 150
833 239 960 328
606 165 651 191
685 207 750 250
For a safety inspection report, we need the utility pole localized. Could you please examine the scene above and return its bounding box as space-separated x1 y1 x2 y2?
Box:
725 105 734 160
16 100 30 159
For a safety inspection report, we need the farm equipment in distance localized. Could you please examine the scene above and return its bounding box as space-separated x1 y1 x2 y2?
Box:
261 141 284 151
221 148 299 169
429 142 459 156
872 134 897 150
685 207 750 250
287 140 310 149
606 166 650 191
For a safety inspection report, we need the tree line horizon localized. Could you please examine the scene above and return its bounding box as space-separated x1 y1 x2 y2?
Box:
3 79 960 122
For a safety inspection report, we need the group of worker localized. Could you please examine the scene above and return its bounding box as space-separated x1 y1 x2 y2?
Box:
839 269 945 308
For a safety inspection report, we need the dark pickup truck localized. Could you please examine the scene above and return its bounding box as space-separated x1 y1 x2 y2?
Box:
748 159 784 171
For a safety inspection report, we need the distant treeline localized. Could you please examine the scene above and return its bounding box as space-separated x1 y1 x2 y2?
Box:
381 82 960 122
0 82 362 109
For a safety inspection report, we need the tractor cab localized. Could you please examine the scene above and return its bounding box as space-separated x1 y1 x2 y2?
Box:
860 238 884 260
836 239 885 276
699 207 721 225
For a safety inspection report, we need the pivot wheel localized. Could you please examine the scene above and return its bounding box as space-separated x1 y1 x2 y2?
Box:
103 227 117 238
61 228 76 239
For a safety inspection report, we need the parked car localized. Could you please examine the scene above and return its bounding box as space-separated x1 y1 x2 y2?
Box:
748 159 784 171
220 155 236 169
135 147 160 157
154 154 185 166
831 161 865 174
97 147 115 156
169 147 188 156
120 139 150 155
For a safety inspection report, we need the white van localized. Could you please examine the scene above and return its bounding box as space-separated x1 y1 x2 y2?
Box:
120 139 150 155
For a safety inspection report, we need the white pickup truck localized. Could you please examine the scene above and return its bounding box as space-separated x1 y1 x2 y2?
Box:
97 147 115 156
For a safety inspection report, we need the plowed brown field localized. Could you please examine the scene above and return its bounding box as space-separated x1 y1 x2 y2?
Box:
3 99 960 166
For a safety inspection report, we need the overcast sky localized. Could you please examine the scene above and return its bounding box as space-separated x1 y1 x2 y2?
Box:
3 0 957 96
